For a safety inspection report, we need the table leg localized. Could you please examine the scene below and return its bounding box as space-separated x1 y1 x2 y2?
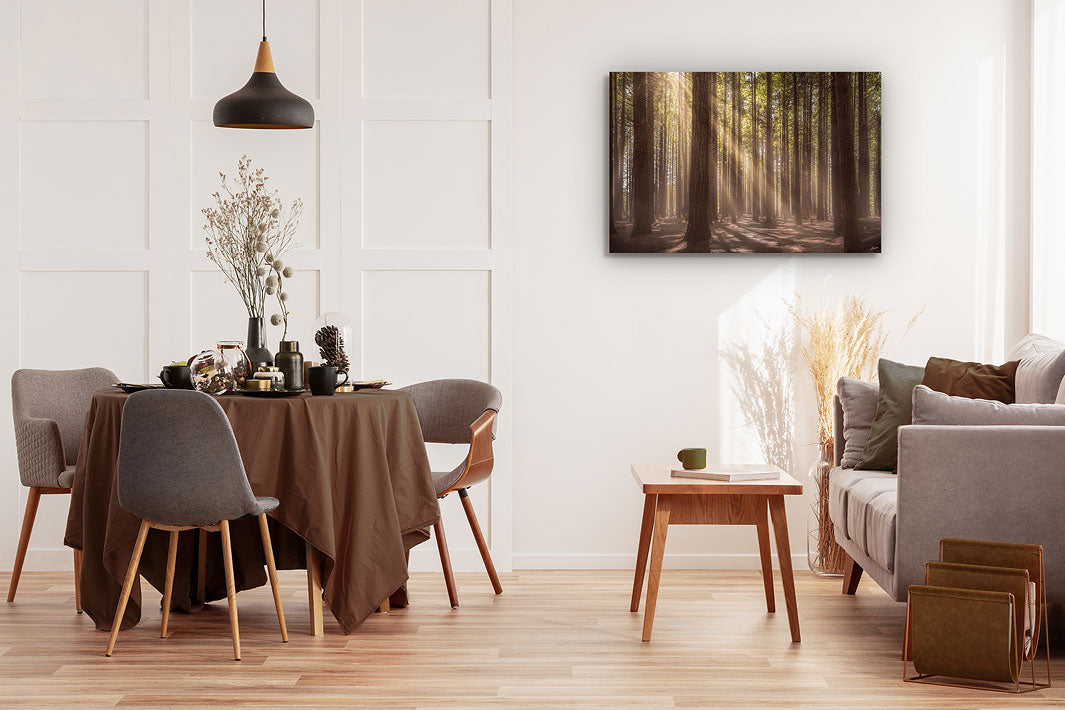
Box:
630 494 657 612
641 505 671 642
306 541 324 636
755 499 775 613
768 495 800 642
73 548 83 613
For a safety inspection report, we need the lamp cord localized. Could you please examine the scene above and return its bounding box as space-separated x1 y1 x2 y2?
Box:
262 0 266 41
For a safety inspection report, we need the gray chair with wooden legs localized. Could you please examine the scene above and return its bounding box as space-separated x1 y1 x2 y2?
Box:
401 379 502 608
9 367 117 611
105 389 287 661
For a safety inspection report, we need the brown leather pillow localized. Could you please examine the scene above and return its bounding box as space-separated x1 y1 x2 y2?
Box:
921 357 1020 403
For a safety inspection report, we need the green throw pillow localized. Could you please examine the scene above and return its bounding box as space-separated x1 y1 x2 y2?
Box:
857 358 926 471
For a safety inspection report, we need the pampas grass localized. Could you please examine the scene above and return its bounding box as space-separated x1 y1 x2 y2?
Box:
721 319 797 476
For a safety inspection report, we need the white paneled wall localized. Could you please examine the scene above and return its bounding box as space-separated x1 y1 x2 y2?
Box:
0 0 512 575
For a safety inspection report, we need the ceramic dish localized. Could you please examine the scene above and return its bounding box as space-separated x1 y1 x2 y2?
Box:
113 383 165 394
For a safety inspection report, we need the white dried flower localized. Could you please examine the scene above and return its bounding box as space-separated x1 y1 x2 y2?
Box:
265 252 274 263
266 275 277 288
270 209 279 218
256 266 267 277
282 266 294 278
255 241 267 253
270 314 282 326
280 292 289 302
266 286 276 296
258 221 267 231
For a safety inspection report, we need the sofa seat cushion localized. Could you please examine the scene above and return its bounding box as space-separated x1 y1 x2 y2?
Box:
845 477 898 572
828 467 894 544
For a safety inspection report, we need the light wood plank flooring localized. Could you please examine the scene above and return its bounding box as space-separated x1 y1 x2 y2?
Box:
1 569 1063 708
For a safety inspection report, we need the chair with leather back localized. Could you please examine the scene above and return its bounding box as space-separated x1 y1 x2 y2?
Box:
8 367 117 610
105 389 287 660
401 379 502 607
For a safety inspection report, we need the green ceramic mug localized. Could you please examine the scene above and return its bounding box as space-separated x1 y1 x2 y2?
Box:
677 448 707 470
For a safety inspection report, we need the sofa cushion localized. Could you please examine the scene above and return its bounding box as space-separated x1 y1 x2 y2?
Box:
912 384 1065 426
921 356 1019 403
828 466 894 545
858 359 925 471
1007 333 1065 404
837 377 878 469
845 477 897 572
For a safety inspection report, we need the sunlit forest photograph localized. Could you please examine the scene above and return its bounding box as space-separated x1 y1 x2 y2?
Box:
609 72 882 253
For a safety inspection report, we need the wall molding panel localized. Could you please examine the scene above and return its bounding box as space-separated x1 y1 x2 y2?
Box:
0 0 513 576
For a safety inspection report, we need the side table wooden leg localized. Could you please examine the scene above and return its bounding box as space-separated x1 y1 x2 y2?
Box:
768 495 800 642
641 505 671 642
755 499 775 613
630 494 657 612
306 540 324 636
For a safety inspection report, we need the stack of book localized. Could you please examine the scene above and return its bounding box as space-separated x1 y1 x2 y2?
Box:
670 464 782 482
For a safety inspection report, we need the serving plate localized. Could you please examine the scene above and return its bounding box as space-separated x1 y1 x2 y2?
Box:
113 383 165 394
350 380 391 391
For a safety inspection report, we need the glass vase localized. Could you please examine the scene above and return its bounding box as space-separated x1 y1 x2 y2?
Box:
807 441 845 577
217 341 252 388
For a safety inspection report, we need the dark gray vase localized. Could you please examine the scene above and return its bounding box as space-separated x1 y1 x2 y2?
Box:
275 340 304 390
245 317 273 370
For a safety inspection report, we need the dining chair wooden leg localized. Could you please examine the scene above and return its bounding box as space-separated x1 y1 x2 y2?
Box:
433 518 459 608
8 486 42 603
258 514 287 643
305 540 324 636
196 528 207 604
160 530 179 638
379 598 390 613
73 548 83 613
219 520 241 661
105 519 150 657
458 489 502 595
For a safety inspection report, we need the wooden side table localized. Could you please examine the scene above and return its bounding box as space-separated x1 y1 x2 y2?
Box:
629 463 804 642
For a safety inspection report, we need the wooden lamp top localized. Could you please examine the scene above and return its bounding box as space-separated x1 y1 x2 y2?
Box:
254 41 275 74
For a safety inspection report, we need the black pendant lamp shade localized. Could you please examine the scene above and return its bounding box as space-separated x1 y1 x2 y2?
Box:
212 3 314 130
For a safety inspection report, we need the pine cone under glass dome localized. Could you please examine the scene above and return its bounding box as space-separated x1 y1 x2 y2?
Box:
313 312 353 374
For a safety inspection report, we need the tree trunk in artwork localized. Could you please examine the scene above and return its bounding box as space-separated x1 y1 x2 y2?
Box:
857 72 870 219
709 72 718 221
782 76 790 218
831 72 861 251
685 72 712 242
623 72 632 219
831 75 842 235
791 72 801 225
801 72 812 221
817 73 828 221
732 72 741 222
750 73 760 222
874 100 882 217
655 75 666 217
632 72 654 236
764 72 774 223
610 73 619 235
677 72 688 217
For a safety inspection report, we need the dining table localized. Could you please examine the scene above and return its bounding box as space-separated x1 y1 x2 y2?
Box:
64 387 440 635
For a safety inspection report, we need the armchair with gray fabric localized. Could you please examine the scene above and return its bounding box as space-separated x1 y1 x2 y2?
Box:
829 334 1065 632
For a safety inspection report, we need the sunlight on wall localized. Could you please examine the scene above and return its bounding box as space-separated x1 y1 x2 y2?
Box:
716 263 796 466
974 52 1008 361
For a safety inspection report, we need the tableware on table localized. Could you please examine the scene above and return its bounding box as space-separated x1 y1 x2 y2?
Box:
677 447 707 470
335 384 355 393
236 389 306 398
313 313 353 373
217 341 252 386
245 316 273 371
350 380 390 391
309 365 350 396
114 383 165 394
188 349 237 394
275 340 304 390
243 379 273 391
158 365 194 390
252 366 286 391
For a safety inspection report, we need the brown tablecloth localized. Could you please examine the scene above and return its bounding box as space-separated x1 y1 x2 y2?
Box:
64 389 439 634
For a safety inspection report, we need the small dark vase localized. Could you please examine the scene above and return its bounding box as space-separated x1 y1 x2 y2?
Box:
275 340 304 390
245 317 272 370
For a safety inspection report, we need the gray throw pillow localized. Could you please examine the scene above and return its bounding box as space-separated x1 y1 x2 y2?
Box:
912 384 1065 426
837 377 878 469
857 359 925 471
1007 333 1065 404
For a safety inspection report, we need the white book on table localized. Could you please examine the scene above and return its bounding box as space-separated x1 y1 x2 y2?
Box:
670 464 782 482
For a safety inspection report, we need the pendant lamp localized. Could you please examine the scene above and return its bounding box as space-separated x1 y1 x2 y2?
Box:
212 0 314 130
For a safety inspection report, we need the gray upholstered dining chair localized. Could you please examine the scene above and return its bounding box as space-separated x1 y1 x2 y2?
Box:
401 379 502 608
9 367 117 610
105 389 287 661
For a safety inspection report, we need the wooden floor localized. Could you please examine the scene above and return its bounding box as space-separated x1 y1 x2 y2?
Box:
1 569 1063 708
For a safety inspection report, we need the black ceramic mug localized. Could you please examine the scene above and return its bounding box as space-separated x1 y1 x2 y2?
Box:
159 365 195 390
308 365 349 396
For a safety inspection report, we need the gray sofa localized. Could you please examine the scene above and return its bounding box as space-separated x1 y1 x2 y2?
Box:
829 333 1065 631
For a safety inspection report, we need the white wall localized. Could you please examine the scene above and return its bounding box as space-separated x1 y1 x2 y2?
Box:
511 0 1032 569
0 0 513 575
0 0 1037 575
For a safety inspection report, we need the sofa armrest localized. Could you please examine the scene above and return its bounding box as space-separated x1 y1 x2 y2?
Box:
13 416 65 488
895 424 1065 603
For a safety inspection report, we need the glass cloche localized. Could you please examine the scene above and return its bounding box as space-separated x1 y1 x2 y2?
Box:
312 312 353 375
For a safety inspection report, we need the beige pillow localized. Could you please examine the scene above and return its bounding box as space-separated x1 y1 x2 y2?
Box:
836 377 878 469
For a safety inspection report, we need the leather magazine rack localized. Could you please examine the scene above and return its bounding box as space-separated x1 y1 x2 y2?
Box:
903 539 1050 693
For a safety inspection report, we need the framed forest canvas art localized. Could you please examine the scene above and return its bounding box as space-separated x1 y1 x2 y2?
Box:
609 72 882 253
